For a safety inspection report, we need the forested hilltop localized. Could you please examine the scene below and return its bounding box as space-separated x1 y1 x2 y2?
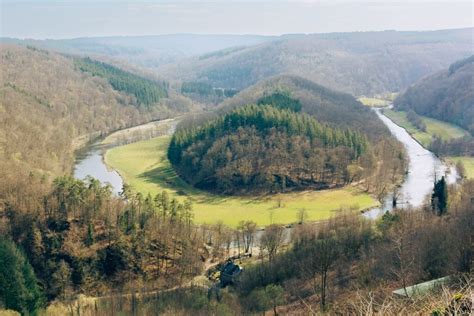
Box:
394 55 474 134
218 75 390 139
169 102 368 193
159 28 473 96
0 44 194 193
170 88 405 197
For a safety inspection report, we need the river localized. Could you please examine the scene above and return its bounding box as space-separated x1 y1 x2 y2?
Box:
73 110 458 218
73 119 177 196
363 109 458 218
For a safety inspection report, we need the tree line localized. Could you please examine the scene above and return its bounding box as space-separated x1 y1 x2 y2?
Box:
75 57 168 108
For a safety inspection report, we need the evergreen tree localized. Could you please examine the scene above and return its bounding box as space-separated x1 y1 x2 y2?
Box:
0 238 44 314
431 176 448 215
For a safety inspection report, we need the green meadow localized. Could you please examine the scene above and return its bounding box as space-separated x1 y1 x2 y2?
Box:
105 136 378 227
447 156 474 179
383 110 469 147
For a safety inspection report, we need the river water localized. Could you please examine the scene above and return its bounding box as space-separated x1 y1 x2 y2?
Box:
363 109 458 218
74 145 124 196
73 110 458 217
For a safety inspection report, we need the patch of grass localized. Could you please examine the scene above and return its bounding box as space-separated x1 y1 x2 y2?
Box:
447 156 474 179
384 110 469 147
105 136 378 227
358 97 389 107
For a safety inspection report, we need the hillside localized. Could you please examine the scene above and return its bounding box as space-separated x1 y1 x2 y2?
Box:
216 75 390 139
394 55 474 134
1 34 276 70
0 44 193 191
158 28 473 96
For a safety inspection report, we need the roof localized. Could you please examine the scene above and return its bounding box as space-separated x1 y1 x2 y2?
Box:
392 276 451 298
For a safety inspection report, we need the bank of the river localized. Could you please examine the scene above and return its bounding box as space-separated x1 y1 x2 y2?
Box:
364 109 459 218
73 119 178 195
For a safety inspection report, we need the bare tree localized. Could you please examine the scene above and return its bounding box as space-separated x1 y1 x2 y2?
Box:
260 224 285 262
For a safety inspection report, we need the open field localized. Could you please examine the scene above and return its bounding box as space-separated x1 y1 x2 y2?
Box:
383 110 469 147
105 136 378 227
358 97 390 107
447 156 474 179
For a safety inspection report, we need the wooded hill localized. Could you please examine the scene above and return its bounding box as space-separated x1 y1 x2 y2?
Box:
394 55 474 135
0 44 194 193
158 28 473 96
169 102 368 194
173 76 406 198
217 75 390 139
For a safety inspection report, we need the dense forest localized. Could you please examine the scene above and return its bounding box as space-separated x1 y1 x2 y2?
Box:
394 55 474 134
75 57 168 108
169 93 373 194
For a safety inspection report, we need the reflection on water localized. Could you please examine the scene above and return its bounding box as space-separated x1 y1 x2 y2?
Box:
364 109 458 218
73 146 124 196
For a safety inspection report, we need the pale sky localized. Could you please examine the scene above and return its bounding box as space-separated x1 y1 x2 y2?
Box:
1 0 473 39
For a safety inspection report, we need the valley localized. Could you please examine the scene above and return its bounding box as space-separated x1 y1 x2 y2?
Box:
1 18 472 315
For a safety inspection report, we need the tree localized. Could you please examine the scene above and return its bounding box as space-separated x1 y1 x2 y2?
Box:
431 176 448 215
51 260 72 299
265 284 285 315
260 225 285 262
296 208 308 224
85 222 94 247
0 238 44 314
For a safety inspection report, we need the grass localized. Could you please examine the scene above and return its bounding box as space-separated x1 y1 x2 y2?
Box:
358 93 398 107
383 110 469 147
105 136 378 227
446 156 474 179
358 97 390 107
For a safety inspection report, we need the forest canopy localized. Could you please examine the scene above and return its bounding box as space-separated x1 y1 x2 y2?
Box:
168 103 368 194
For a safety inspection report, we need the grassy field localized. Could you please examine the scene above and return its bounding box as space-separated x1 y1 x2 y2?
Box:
358 97 390 107
384 110 469 147
447 156 474 179
105 136 378 227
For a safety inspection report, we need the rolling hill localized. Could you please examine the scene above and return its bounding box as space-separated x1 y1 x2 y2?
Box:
1 34 276 70
158 28 473 96
394 55 474 134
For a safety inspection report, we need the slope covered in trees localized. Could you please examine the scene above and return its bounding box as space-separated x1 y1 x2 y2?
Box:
218 75 390 139
74 57 168 107
169 102 369 194
394 55 474 134
0 44 193 194
159 28 473 96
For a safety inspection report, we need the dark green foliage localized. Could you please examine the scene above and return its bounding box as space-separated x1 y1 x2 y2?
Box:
75 57 168 107
0 238 44 315
431 176 448 215
99 240 130 277
85 222 94 247
257 91 302 112
168 104 368 193
395 55 474 134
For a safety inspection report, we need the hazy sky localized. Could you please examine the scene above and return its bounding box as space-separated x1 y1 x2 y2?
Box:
1 0 473 39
